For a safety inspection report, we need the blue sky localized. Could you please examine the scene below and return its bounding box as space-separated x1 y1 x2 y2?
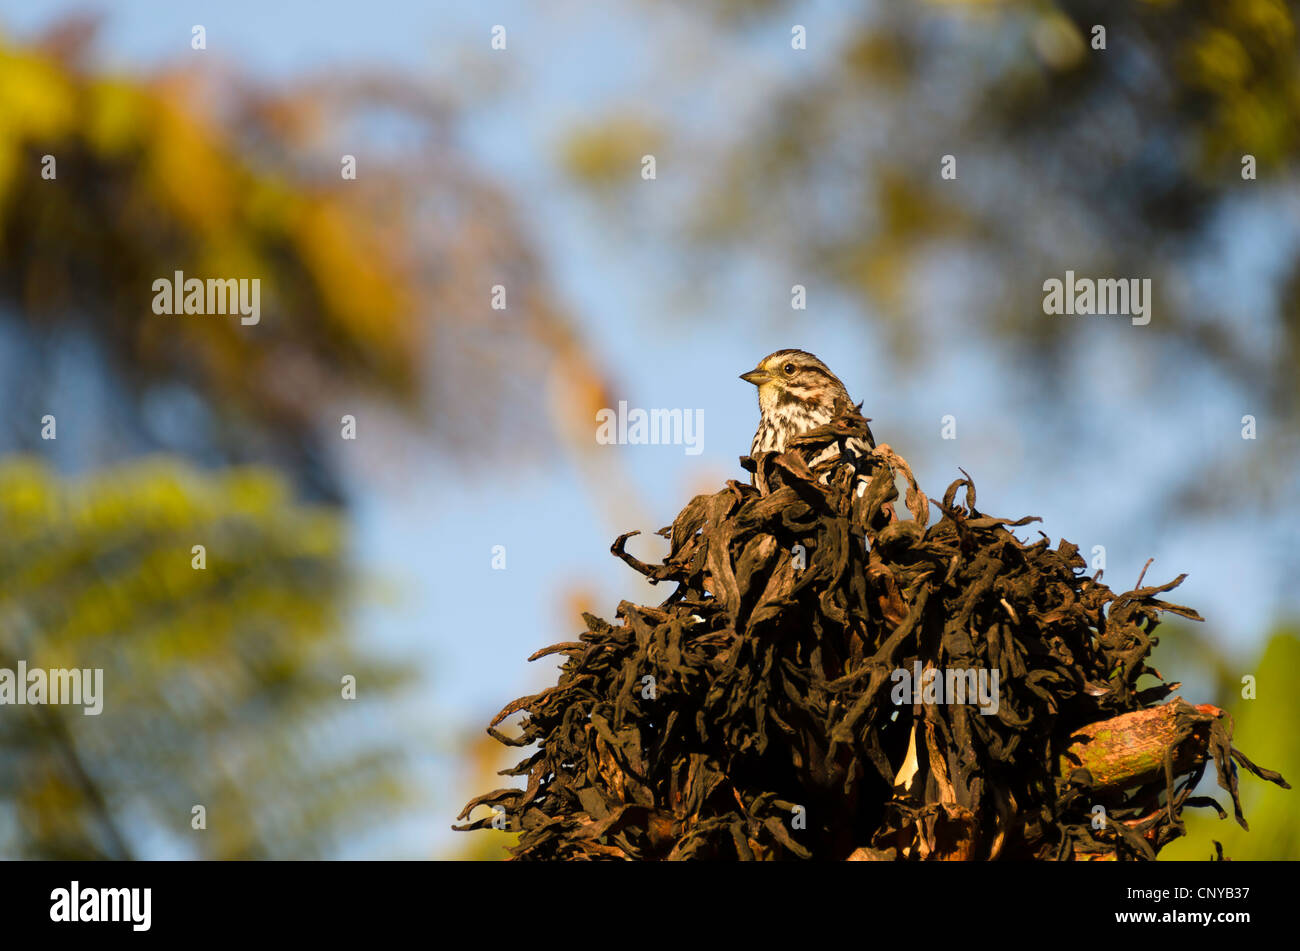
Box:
2 0 1293 859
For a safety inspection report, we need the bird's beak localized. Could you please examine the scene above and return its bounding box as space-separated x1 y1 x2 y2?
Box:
740 368 770 385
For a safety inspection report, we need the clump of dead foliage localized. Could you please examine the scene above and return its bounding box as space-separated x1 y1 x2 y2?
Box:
457 413 1288 859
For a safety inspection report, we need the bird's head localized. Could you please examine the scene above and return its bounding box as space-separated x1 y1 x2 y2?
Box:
740 349 851 417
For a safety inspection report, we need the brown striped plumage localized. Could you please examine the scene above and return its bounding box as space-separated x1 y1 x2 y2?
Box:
740 349 876 492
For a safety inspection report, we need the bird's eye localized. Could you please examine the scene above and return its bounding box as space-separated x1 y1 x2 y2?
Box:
782 363 796 376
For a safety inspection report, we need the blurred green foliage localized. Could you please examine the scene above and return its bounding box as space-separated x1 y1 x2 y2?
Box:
0 29 420 432
1161 628 1300 860
0 457 413 858
0 23 596 490
0 26 440 858
0 17 602 858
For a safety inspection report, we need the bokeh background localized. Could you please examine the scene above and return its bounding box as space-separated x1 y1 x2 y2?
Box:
0 0 1297 860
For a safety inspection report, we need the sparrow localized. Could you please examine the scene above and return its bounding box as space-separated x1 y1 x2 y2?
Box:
740 348 877 494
